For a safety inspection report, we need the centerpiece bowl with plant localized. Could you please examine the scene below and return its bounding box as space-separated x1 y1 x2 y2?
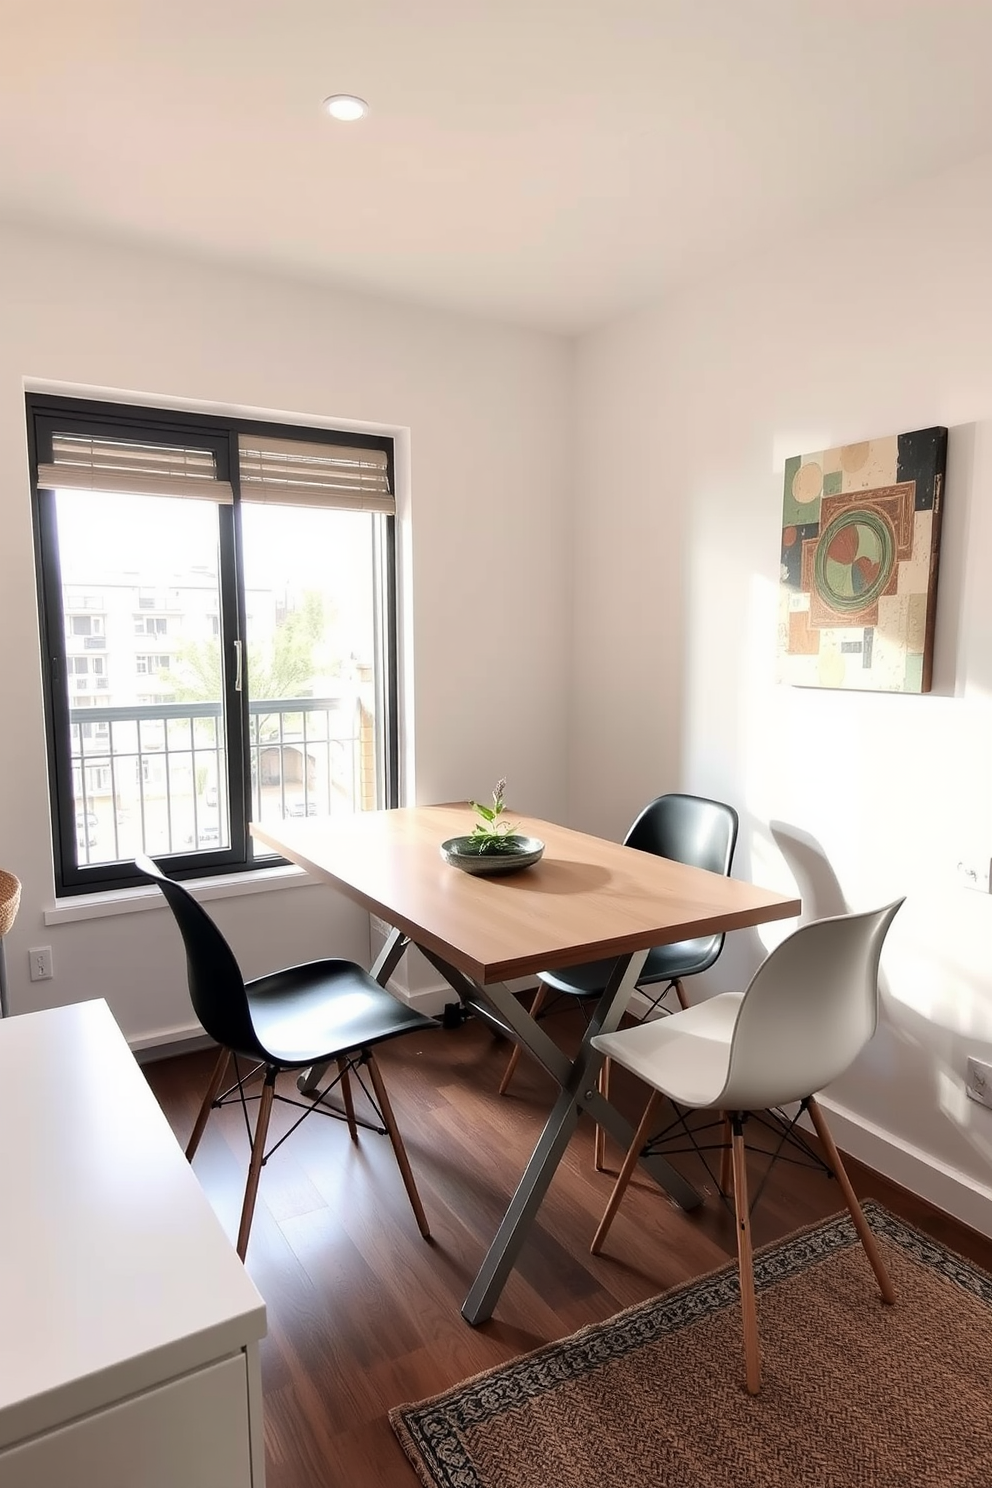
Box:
440 780 545 876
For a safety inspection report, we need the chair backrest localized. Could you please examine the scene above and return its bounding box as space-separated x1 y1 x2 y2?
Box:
134 854 265 1059
624 792 739 877
625 794 739 976
719 899 904 1111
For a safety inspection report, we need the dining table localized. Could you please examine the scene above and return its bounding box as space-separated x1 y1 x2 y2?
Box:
250 803 801 1323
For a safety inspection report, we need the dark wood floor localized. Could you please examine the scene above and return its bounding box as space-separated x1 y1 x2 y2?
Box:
144 1007 992 1488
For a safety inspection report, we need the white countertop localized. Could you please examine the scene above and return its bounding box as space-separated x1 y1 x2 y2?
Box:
0 999 266 1450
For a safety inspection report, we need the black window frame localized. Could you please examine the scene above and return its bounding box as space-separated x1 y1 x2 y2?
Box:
28 393 399 895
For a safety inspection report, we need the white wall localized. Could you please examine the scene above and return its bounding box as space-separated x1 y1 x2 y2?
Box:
572 151 992 1232
7 147 992 1233
0 222 572 1042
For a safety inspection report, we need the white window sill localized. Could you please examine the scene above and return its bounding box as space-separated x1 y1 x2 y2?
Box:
44 862 314 925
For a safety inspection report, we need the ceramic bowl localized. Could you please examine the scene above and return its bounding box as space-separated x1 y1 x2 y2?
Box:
440 835 545 876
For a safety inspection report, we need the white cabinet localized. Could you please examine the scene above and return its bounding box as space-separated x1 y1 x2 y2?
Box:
0 1000 266 1486
0 1355 253 1488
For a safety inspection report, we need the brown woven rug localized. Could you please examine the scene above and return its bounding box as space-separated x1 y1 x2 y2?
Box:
390 1203 992 1487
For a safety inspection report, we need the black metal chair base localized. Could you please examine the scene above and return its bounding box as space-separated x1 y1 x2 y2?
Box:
215 1052 390 1166
639 1097 833 1218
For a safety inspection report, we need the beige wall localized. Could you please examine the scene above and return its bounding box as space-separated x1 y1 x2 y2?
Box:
572 150 992 1233
0 221 572 1042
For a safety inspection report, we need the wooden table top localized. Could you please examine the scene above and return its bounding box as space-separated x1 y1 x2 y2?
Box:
252 804 800 985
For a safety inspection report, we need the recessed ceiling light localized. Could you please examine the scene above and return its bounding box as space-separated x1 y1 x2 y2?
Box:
322 94 369 122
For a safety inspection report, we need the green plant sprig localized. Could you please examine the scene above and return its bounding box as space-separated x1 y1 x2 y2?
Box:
467 778 523 854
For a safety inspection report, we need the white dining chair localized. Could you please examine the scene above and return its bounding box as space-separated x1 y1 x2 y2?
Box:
589 899 904 1394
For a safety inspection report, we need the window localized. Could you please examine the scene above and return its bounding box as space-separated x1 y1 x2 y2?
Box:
29 395 398 894
135 654 171 674
68 614 104 637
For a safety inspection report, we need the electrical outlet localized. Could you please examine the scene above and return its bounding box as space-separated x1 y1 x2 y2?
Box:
956 859 992 893
966 1056 992 1108
28 946 53 982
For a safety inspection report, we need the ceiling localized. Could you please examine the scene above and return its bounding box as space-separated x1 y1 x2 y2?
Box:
3 1 992 332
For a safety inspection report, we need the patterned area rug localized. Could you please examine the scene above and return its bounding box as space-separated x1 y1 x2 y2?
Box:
390 1204 992 1487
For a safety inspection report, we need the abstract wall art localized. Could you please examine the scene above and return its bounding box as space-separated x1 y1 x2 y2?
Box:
776 427 947 693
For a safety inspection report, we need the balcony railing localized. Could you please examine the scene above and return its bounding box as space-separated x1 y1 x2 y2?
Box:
69 694 371 865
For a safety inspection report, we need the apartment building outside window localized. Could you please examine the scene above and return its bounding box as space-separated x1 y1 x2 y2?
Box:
29 394 398 895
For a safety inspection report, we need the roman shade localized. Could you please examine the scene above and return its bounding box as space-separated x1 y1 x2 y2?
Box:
37 434 234 502
237 434 394 514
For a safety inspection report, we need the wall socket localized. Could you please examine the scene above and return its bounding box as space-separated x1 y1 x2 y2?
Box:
957 859 992 893
966 1056 992 1108
28 946 53 982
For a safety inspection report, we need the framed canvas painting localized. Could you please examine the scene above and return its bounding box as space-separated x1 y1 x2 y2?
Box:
777 427 947 693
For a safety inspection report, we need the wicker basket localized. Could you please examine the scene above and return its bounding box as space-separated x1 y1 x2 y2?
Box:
0 870 21 938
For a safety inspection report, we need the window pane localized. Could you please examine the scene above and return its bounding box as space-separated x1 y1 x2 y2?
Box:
34 400 395 894
240 504 381 849
55 491 229 865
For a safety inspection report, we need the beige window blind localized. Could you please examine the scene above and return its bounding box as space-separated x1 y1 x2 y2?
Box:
237 434 394 513
37 434 234 503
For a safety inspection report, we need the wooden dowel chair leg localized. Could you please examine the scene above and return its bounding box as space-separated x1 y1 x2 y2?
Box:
237 1070 275 1262
498 983 548 1097
720 1112 733 1196
591 1089 664 1255
807 1096 896 1306
186 1046 231 1162
337 1057 358 1142
731 1117 761 1395
673 978 689 1011
594 1058 611 1172
366 1053 431 1241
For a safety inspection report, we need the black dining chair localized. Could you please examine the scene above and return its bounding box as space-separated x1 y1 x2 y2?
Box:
497 793 739 1169
135 853 436 1259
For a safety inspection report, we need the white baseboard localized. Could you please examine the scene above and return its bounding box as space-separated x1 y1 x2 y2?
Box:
382 976 536 1018
812 1095 992 1241
398 979 652 1020
388 982 450 1016
130 1022 214 1063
